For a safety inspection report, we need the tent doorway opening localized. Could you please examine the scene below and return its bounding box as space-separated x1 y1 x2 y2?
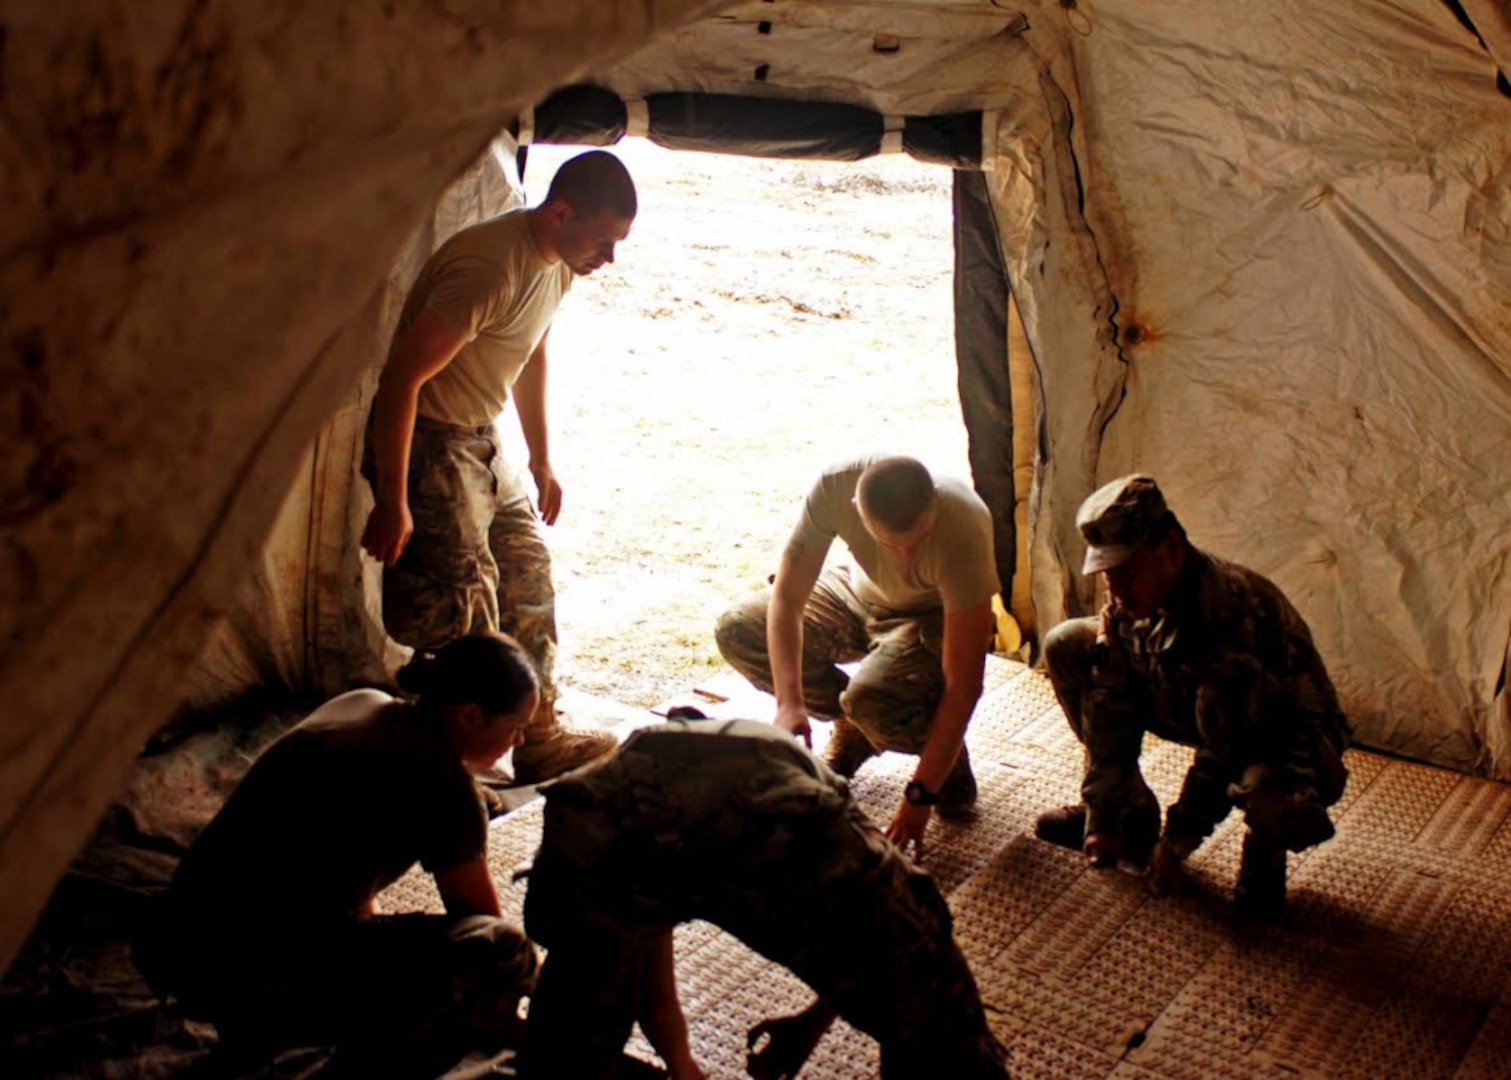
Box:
513 139 997 710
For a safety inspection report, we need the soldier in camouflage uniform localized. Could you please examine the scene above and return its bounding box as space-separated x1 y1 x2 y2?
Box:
715 455 1000 858
1035 475 1352 920
361 151 638 784
518 715 1009 1080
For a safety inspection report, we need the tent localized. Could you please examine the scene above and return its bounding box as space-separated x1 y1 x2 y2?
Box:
2 0 1508 975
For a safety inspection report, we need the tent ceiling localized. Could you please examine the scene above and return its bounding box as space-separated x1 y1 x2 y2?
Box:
597 0 1034 115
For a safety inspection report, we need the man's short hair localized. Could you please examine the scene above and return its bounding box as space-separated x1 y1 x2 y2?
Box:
857 457 936 533
544 150 637 219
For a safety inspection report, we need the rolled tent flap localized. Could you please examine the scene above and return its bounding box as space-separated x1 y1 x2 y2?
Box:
953 168 1017 611
904 112 985 169
523 83 984 167
524 83 630 146
647 92 887 160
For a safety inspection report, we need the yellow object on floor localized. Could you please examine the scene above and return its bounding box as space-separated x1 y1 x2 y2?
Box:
992 593 1022 657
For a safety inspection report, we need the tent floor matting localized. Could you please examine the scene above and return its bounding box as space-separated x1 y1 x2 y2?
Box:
381 657 1511 1080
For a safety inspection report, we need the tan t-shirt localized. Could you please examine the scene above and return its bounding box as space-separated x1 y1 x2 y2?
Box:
398 210 574 428
793 456 1000 614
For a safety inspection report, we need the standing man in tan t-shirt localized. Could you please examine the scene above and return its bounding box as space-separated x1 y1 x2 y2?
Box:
715 455 1000 856
362 150 636 784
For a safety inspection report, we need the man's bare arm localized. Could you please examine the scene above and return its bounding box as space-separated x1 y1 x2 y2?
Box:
885 599 993 855
746 997 838 1080
363 309 469 564
433 857 503 918
768 533 828 745
638 932 706 1080
512 329 561 524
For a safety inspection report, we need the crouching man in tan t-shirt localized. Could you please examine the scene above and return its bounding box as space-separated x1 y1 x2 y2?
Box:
716 455 999 856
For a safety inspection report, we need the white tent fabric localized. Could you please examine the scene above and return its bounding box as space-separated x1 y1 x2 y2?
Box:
983 2 1511 776
2 0 1508 973
1056 4 1511 774
183 138 528 713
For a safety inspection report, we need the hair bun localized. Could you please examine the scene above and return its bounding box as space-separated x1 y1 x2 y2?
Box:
395 651 439 697
394 632 540 715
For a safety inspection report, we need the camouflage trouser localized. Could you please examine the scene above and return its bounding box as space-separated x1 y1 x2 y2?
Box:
366 416 557 713
145 910 539 1070
519 724 1007 1080
714 567 946 753
1044 616 1348 851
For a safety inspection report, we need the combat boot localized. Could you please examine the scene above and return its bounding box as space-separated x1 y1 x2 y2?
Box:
937 746 979 819
822 717 879 778
1234 830 1287 922
1118 800 1161 871
511 719 618 786
1083 801 1161 869
1034 803 1088 852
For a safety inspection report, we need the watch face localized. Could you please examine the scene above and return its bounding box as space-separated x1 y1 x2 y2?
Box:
905 781 939 807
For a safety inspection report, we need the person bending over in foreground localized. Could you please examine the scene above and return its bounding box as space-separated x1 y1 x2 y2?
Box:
518 711 1008 1080
136 633 542 1076
715 454 999 859
1035 475 1351 921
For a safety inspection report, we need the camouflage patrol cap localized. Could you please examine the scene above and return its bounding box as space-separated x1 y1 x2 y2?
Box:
1076 474 1170 574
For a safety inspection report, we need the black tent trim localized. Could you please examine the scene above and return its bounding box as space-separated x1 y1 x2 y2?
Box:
953 169 1017 609
517 84 984 168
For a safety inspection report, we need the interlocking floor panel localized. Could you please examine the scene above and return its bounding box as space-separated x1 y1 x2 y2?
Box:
1454 993 1511 1080
379 658 1511 1079
1416 775 1511 856
1005 1022 1121 1080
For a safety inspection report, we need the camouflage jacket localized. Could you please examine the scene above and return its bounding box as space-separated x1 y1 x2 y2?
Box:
525 719 894 941
1100 547 1352 846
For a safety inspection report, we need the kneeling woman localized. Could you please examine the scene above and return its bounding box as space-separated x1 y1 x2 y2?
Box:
139 632 541 1073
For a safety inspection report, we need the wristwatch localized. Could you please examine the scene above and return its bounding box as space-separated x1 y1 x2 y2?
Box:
903 780 941 807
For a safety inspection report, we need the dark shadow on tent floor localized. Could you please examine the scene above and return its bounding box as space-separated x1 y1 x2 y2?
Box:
7 660 1510 1078
385 656 1511 1079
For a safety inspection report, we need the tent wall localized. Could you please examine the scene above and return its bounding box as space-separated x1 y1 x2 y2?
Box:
1006 293 1038 641
987 3 1511 774
1457 0 1511 90
0 0 720 976
952 169 1018 617
180 140 528 715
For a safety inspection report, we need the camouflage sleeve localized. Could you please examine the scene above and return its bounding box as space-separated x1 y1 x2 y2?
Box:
1160 648 1267 854
1163 560 1350 855
1162 747 1238 857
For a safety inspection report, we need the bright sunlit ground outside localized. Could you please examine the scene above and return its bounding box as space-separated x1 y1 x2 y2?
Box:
505 139 969 708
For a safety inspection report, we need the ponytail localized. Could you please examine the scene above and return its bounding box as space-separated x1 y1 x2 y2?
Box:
395 631 539 715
